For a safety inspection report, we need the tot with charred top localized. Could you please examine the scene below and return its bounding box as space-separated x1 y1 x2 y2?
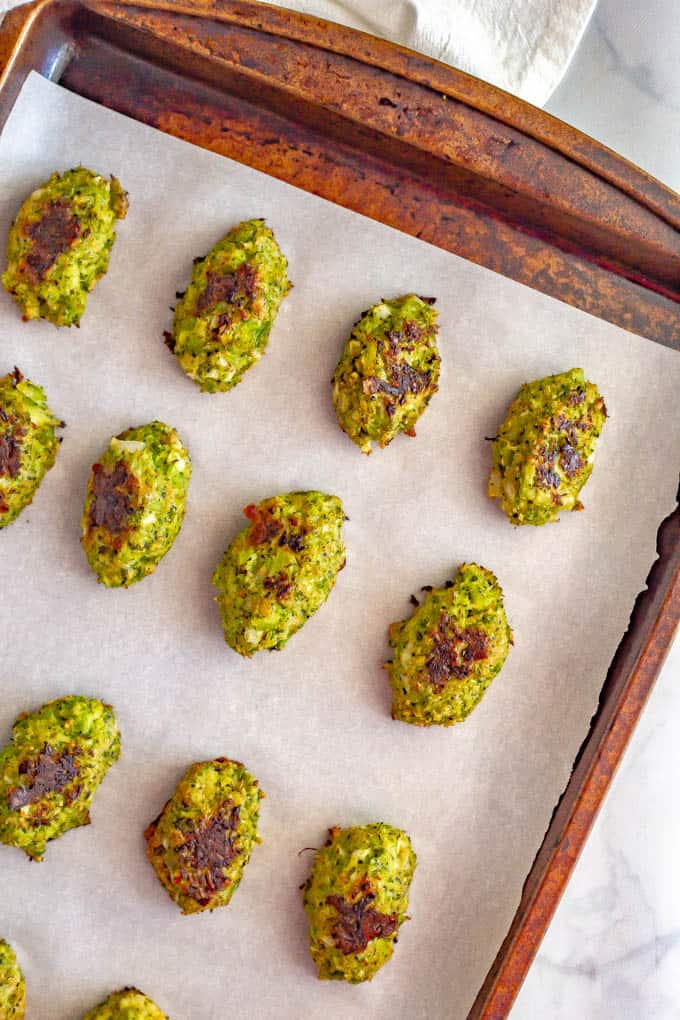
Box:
166 218 291 393
145 758 264 915
81 420 191 588
212 491 346 656
81 988 168 1020
302 823 416 983
0 367 64 529
2 166 127 326
386 563 512 726
487 367 607 525
0 696 120 861
332 294 440 453
0 939 25 1019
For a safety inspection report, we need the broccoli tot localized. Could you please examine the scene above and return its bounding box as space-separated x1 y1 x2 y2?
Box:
0 939 25 1019
2 166 128 326
212 491 346 656
302 823 416 983
332 294 440 453
387 563 512 727
145 758 264 915
488 368 607 525
81 421 191 588
0 696 121 860
166 218 290 392
0 367 63 528
81 988 167 1020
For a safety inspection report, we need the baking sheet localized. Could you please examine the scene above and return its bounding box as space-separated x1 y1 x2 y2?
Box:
1 71 679 1020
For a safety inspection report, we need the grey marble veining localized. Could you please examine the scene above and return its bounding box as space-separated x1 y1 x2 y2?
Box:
513 635 680 1019
513 2 680 1017
546 0 680 190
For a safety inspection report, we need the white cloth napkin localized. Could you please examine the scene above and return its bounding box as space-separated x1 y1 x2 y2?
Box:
0 0 597 107
260 0 597 106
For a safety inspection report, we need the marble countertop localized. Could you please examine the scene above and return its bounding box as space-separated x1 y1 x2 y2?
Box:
512 1 680 1017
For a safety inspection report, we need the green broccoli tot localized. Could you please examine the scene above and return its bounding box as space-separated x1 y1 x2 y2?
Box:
0 367 63 528
488 368 607 525
387 563 512 726
81 988 167 1020
302 823 416 983
166 219 290 392
2 167 127 326
0 696 120 860
145 758 264 915
212 491 346 656
81 421 191 588
332 294 440 453
0 939 25 1019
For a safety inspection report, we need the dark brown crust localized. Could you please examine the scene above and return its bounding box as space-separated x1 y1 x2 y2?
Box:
363 320 432 414
426 614 490 690
364 362 430 399
22 200 81 282
0 424 24 477
536 407 592 489
177 805 241 906
88 461 138 538
263 570 293 599
535 447 561 490
559 444 584 478
279 531 305 552
8 743 80 810
195 260 257 314
244 504 308 556
326 890 398 955
243 502 283 545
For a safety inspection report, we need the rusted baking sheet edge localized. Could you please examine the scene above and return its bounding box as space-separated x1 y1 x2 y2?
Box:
59 1 680 350
82 0 680 295
77 1 680 343
2 0 680 350
84 0 680 232
471 502 680 1018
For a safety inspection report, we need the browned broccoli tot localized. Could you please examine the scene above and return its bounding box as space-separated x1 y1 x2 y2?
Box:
0 939 25 1018
302 823 416 983
145 758 263 915
212 491 346 656
0 696 120 860
387 563 512 726
2 167 127 326
81 988 168 1020
488 368 607 525
167 219 290 392
332 294 440 453
0 367 63 529
81 421 191 588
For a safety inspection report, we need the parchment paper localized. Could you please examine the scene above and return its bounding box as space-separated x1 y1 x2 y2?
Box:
1 73 679 1020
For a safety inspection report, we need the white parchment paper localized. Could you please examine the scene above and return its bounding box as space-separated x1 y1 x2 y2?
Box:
1 72 679 1020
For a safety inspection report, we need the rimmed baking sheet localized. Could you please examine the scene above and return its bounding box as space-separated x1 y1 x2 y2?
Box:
1 72 679 1020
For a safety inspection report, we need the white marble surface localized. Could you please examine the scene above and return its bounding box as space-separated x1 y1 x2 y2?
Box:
512 1 680 1017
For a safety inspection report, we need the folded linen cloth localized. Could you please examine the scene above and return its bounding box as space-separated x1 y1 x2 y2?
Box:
0 0 597 106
